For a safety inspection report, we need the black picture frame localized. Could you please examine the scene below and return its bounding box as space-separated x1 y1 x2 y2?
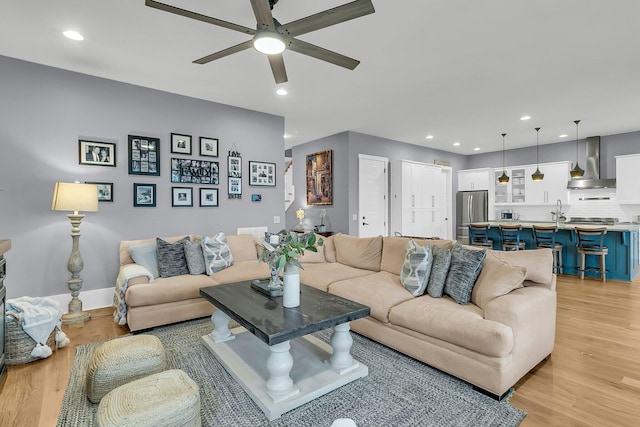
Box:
228 155 242 178
199 137 219 157
171 133 192 155
172 187 193 207
86 182 113 202
133 183 156 207
170 158 219 184
249 161 276 186
228 177 242 196
79 140 116 167
128 135 160 176
200 188 219 207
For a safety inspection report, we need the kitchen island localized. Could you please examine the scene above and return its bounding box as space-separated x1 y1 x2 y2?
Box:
474 222 639 281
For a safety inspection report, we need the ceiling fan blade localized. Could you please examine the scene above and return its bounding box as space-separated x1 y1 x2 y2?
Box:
145 0 255 35
250 0 276 30
193 40 254 64
268 54 288 83
288 39 360 70
280 0 375 37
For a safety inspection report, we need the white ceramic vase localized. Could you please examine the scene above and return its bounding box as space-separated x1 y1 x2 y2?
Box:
282 263 300 308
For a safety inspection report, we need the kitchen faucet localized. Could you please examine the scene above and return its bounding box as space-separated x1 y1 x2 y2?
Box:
555 199 562 227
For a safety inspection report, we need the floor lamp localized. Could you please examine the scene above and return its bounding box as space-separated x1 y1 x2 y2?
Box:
51 182 98 324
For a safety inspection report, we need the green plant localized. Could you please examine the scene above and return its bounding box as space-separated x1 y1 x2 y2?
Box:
259 230 323 272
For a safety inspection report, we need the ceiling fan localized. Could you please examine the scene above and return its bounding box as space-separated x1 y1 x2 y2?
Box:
145 0 375 83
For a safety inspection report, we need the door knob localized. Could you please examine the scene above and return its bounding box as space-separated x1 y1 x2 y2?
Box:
362 222 369 226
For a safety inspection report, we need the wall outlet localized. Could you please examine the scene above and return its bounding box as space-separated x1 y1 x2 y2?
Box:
274 216 280 224
352 214 357 221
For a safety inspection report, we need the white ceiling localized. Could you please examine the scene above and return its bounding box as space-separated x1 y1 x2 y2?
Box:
2 0 640 155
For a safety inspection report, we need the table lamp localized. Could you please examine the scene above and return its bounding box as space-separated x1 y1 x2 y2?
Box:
51 182 98 324
296 208 305 226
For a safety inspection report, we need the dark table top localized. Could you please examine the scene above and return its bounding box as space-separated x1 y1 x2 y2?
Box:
200 281 370 346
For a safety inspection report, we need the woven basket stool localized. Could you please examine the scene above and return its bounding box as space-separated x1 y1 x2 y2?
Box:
5 312 57 365
86 334 166 403
95 369 201 427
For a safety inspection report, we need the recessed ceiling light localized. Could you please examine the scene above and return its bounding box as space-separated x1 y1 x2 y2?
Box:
63 30 84 41
276 88 288 96
425 135 434 139
520 115 531 121
473 147 481 151
559 134 568 138
453 142 461 146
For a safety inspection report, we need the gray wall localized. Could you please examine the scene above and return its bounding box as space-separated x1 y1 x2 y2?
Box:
0 56 284 300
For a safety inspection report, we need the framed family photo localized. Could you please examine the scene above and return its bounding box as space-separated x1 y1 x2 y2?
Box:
171 133 192 155
86 182 113 202
128 135 160 176
199 188 219 207
79 140 116 167
199 137 219 157
228 177 242 196
133 183 156 207
170 158 219 184
172 187 193 207
249 161 276 187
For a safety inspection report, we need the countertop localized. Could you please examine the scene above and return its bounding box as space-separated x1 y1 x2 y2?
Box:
0 239 11 255
483 221 640 232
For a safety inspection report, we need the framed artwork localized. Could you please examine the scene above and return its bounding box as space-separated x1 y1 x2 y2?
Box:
249 161 276 186
171 133 192 155
170 158 219 184
200 137 219 157
251 194 261 202
228 177 242 196
128 135 160 176
227 149 242 199
306 149 333 206
200 188 219 207
86 182 113 202
172 187 193 207
133 183 156 207
79 140 116 167
228 154 241 178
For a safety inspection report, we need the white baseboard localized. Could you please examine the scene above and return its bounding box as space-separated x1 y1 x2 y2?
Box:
48 287 115 312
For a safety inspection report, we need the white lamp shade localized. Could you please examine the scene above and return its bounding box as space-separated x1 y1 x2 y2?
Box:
51 182 99 212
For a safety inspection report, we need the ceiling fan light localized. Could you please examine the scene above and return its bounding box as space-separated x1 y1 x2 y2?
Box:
253 31 285 55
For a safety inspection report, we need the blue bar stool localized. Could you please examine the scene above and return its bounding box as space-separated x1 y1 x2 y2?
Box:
468 223 493 248
575 227 608 282
532 225 563 274
499 224 526 251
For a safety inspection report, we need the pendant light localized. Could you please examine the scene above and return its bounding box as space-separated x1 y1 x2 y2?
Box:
531 127 544 181
569 119 584 178
498 133 510 183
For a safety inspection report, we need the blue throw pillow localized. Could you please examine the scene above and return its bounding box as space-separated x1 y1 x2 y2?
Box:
426 245 451 298
444 243 486 304
128 243 160 279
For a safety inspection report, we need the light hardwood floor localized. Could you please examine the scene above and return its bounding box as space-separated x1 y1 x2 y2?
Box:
1 274 639 427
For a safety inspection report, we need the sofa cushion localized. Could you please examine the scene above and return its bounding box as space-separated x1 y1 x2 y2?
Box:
329 271 413 323
298 233 327 263
489 248 553 286
184 240 206 275
299 263 376 292
471 251 526 309
208 260 271 284
323 234 338 263
381 237 455 275
226 234 257 262
389 296 514 358
425 245 451 298
202 233 234 274
128 243 160 279
120 235 187 266
156 237 190 278
125 274 218 307
444 243 486 305
334 234 382 272
400 240 433 296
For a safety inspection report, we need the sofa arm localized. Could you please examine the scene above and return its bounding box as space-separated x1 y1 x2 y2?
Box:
118 264 153 286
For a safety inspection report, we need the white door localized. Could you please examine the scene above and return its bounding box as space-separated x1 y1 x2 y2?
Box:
358 154 388 237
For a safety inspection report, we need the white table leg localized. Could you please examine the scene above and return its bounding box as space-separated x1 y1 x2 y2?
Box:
330 322 359 374
265 341 299 402
210 309 235 343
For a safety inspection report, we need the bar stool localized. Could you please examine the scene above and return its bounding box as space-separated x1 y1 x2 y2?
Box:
575 227 608 282
468 223 493 248
499 224 526 251
532 225 563 274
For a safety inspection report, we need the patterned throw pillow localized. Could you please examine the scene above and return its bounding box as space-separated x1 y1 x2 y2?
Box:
201 232 234 275
156 237 190 278
426 245 452 298
184 240 206 275
444 243 487 304
128 243 160 279
400 239 433 296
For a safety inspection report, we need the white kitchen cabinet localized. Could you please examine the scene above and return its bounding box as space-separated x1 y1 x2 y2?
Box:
616 154 640 203
525 161 571 205
458 168 491 191
494 167 526 204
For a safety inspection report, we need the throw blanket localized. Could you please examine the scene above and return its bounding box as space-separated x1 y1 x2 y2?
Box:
113 264 153 325
6 296 69 358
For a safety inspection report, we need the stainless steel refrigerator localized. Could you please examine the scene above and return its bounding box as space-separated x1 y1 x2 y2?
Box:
456 190 488 243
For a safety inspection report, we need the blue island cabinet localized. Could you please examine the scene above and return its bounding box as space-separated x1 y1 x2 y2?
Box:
479 225 639 282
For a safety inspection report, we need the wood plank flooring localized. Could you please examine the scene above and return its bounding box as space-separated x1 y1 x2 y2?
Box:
1 274 639 426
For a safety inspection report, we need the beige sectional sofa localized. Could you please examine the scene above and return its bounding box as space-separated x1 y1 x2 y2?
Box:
116 232 556 398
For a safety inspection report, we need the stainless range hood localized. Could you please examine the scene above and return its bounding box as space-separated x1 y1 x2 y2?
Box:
567 136 616 189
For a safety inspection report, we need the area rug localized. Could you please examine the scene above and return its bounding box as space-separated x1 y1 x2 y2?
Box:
57 318 525 427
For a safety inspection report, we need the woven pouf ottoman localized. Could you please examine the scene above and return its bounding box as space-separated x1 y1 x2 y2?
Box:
96 369 201 427
86 334 166 403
